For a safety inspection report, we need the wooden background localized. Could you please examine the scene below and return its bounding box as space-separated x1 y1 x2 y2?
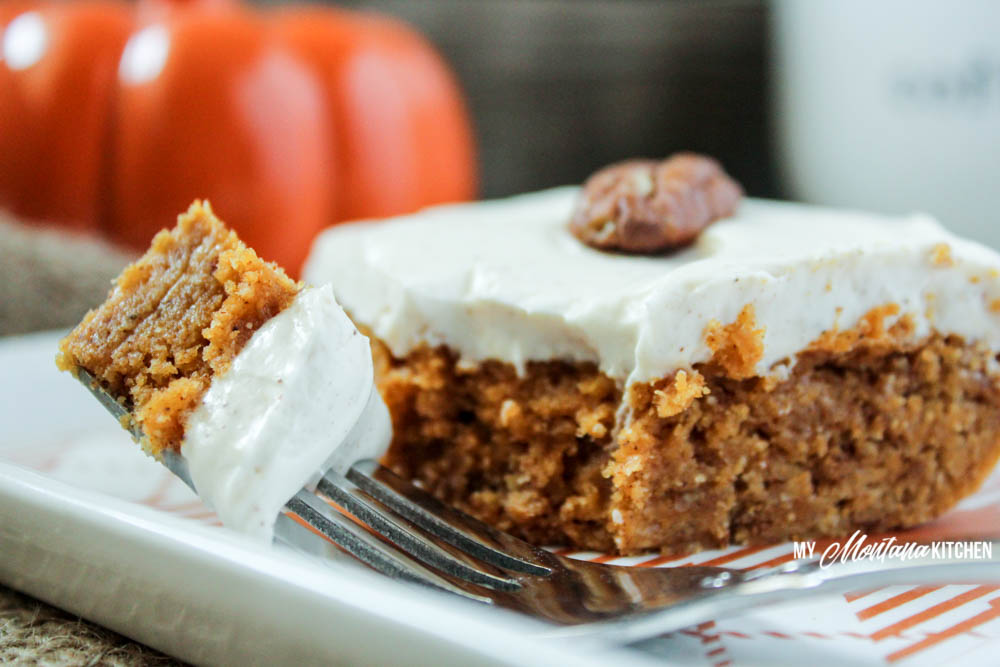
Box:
328 0 776 199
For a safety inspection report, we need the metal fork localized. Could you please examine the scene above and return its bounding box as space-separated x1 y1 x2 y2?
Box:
76 369 1000 645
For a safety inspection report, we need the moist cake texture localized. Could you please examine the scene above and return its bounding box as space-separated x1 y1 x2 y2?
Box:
57 201 299 456
375 329 1000 554
308 188 1000 554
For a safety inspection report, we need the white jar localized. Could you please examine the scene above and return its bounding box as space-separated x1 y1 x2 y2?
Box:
773 0 1000 246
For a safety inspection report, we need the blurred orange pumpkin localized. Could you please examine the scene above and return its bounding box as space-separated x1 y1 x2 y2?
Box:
0 0 476 272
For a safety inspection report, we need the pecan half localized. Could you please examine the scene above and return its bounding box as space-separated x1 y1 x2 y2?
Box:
569 153 743 252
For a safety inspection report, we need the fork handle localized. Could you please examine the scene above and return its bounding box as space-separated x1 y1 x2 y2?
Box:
547 542 1000 645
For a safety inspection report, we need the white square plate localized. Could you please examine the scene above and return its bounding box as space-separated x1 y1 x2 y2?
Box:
3 331 999 666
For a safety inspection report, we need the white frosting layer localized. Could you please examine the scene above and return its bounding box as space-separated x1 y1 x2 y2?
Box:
304 187 1000 385
181 285 391 543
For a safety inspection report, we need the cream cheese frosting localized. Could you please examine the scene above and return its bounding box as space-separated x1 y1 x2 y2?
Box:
181 285 391 543
303 187 1000 386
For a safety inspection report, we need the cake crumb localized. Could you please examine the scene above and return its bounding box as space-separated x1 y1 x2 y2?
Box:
576 408 609 438
809 304 910 353
653 369 710 418
925 293 937 322
704 305 765 380
930 243 954 267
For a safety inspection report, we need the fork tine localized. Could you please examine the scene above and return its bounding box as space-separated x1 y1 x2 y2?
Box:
346 460 553 576
75 368 144 442
283 489 494 604
315 471 520 591
76 368 523 591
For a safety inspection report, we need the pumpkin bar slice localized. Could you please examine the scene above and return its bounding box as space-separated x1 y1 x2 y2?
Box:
304 176 1000 556
58 201 390 541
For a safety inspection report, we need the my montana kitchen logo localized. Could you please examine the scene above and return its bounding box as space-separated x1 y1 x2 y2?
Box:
794 531 994 569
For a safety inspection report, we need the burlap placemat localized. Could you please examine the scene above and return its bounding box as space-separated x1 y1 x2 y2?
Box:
0 584 184 666
0 217 182 664
0 213 135 337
